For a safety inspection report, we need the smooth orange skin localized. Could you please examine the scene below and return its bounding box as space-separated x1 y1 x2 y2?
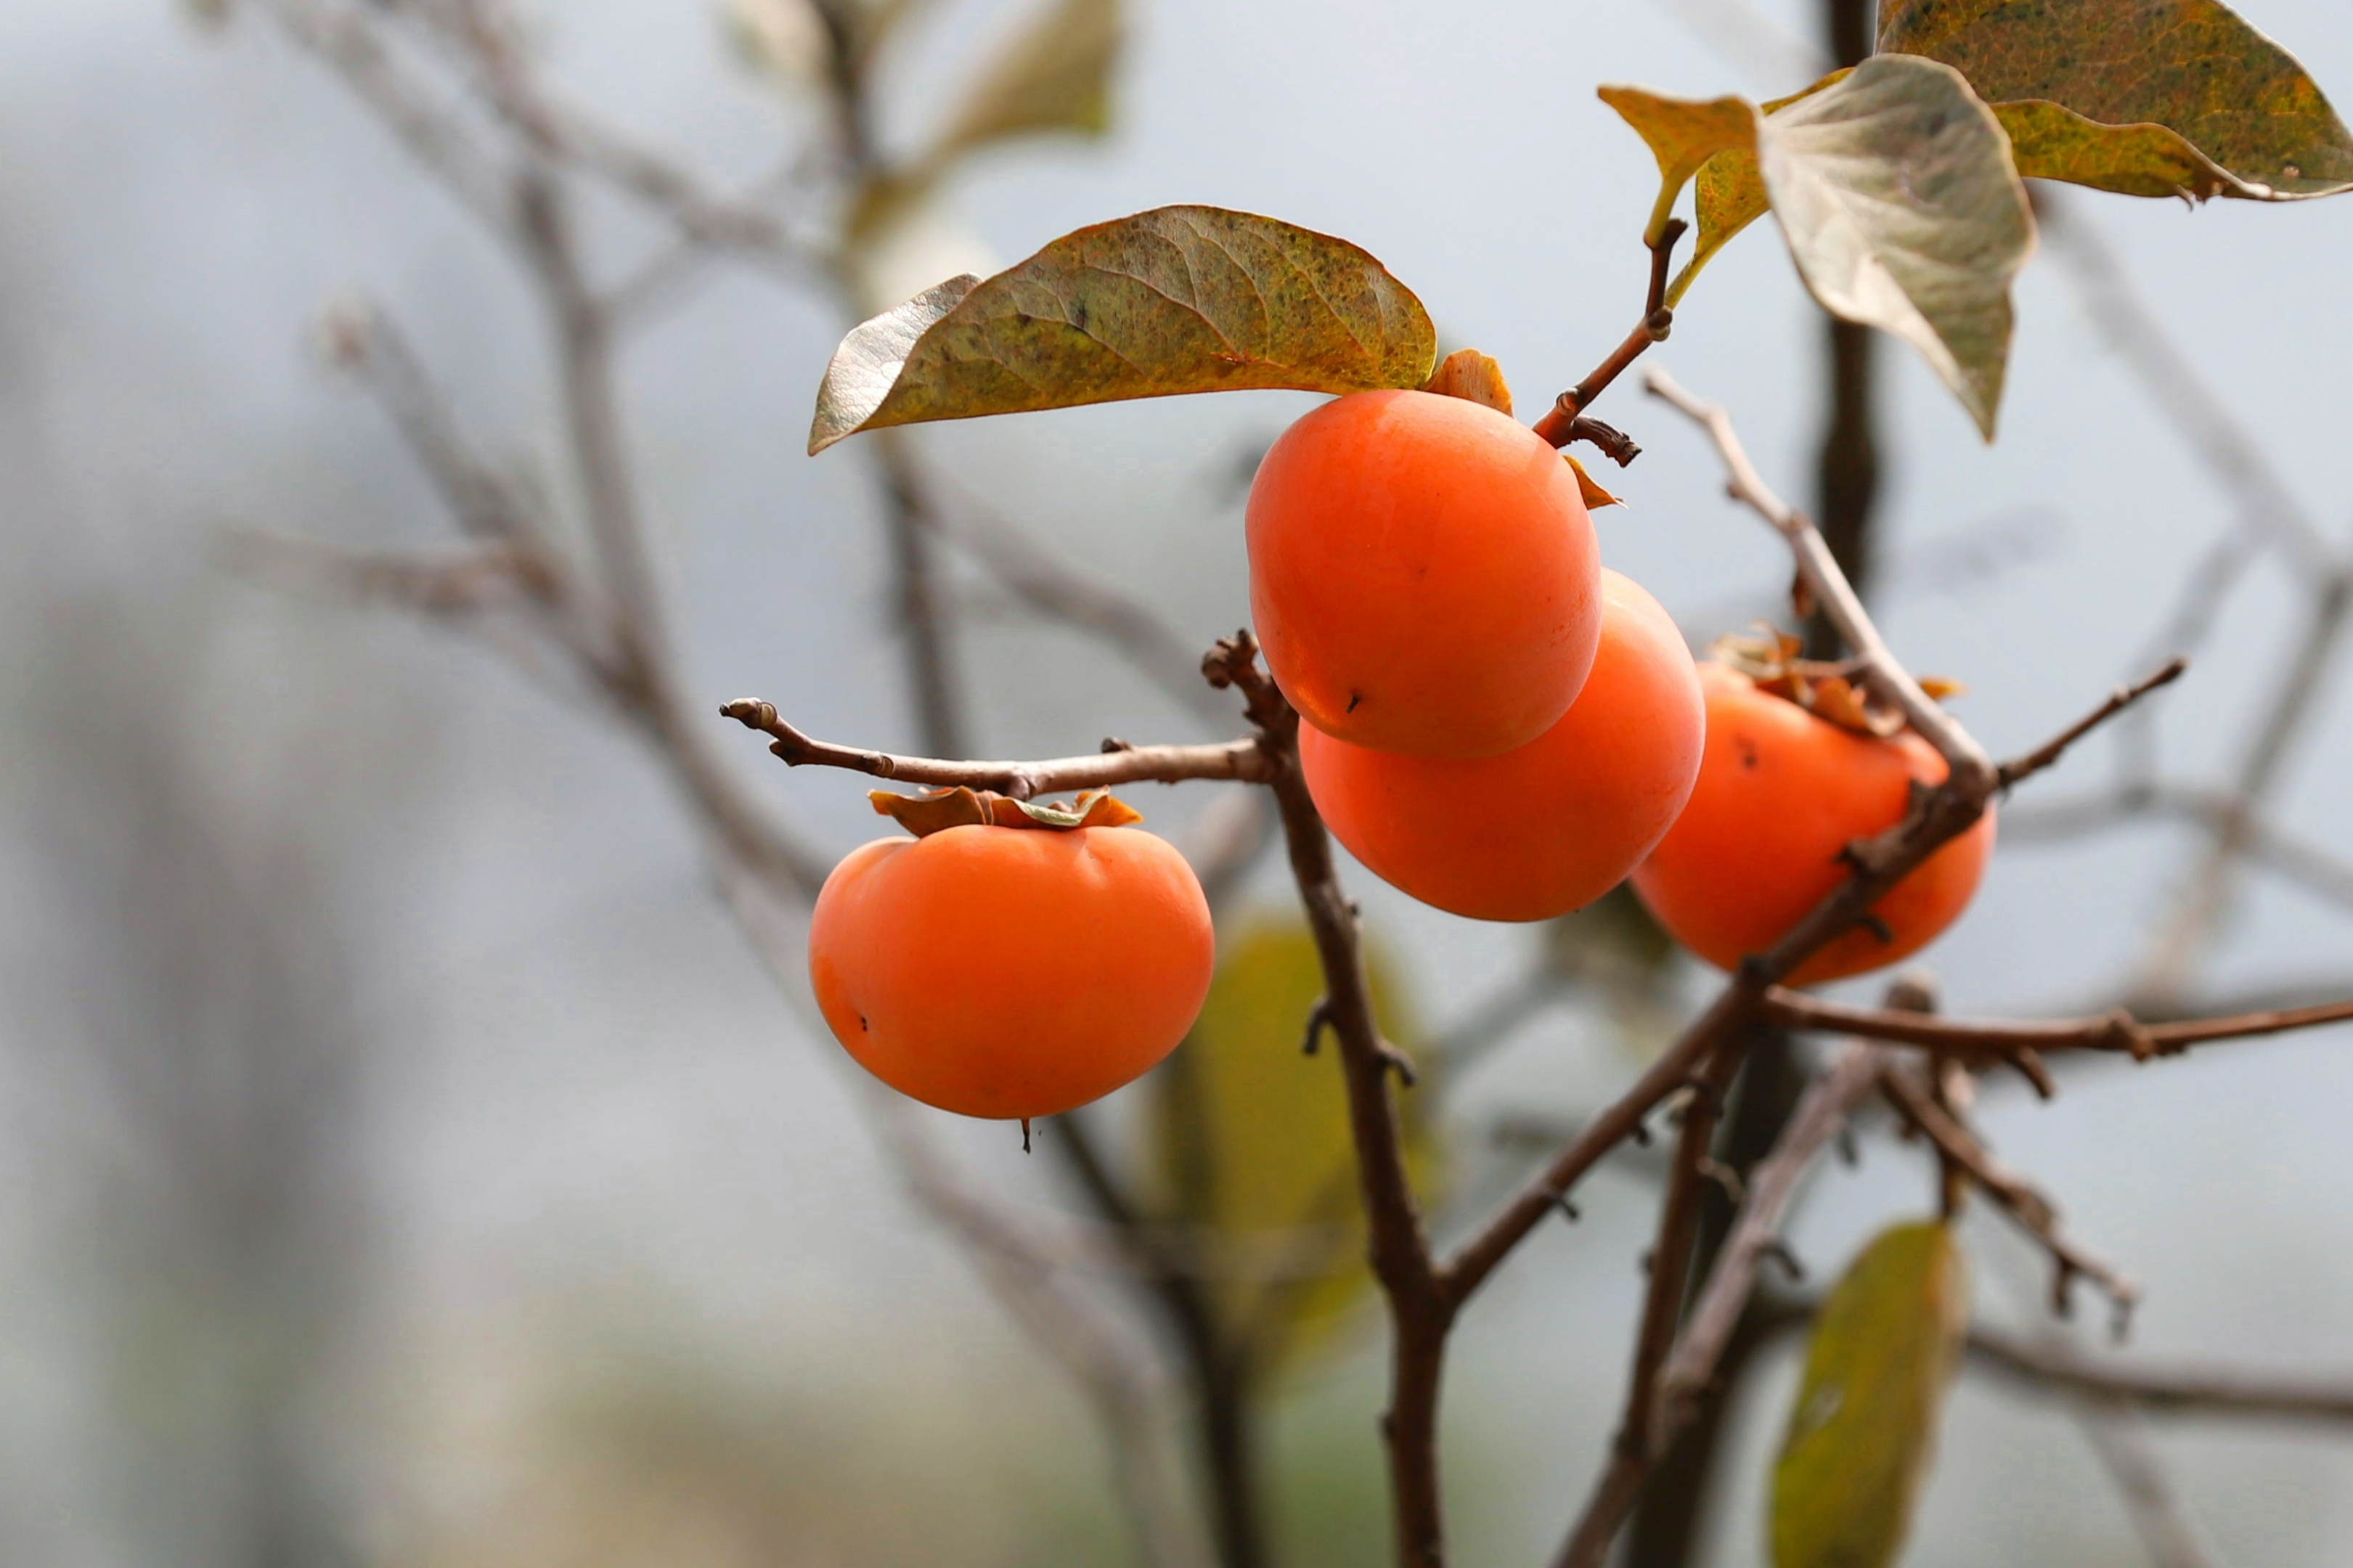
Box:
1247 388 1602 759
1631 663 1997 985
1300 571 1704 922
808 824 1215 1121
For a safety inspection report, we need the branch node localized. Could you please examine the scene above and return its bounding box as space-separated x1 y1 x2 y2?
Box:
1378 1040 1420 1089
1300 995 1333 1058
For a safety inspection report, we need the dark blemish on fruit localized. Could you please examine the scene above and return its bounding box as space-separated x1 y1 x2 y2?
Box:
859 1013 870 1031
1347 690 1364 714
1737 738 1760 769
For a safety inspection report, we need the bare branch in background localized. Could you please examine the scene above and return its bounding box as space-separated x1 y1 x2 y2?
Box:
2039 193 2334 576
1645 366 1993 787
2077 1402 2226 1568
1969 1329 2353 1426
1761 987 2353 1061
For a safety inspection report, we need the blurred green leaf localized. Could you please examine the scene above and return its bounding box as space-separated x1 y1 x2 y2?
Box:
809 205 1437 453
1760 54 2032 439
1882 0 2353 198
1144 920 1435 1373
1772 1220 1969 1568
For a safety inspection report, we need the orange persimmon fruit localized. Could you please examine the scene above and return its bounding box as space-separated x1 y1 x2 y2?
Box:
1247 388 1602 759
809 813 1215 1122
1631 662 1996 985
1299 570 1705 921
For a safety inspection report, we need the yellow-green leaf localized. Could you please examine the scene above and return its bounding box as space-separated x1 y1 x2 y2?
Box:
1994 100 2248 200
1671 144 1770 309
808 205 1437 454
1144 921 1434 1373
933 0 1120 163
1772 1220 1969 1568
1757 54 2034 439
1663 71 1850 309
1882 0 2353 198
1598 86 1757 245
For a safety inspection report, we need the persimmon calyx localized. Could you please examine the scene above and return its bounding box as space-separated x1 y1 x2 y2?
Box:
868 786 1145 836
1419 350 1624 510
1711 629 1962 740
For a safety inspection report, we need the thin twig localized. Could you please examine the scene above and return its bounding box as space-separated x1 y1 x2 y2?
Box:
1646 364 1992 788
1968 1329 2353 1424
1880 1066 2140 1326
1998 660 2190 791
1761 989 2353 1061
1532 220 1685 444
719 699 1275 799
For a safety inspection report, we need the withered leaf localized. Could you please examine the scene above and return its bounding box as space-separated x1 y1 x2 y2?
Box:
810 205 1436 453
869 785 1142 835
1882 0 2353 199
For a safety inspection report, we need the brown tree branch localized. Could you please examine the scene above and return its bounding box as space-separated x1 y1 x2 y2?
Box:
1549 1040 1747 1568
1878 1066 2140 1324
1997 660 2190 791
1555 1036 1891 1568
1761 989 2353 1061
1645 364 1993 789
1199 633 1453 1568
719 699 1275 799
1655 1042 1888 1423
1968 1328 2353 1425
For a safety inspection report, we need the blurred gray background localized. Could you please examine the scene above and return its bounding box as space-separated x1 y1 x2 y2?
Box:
4 1 2353 1564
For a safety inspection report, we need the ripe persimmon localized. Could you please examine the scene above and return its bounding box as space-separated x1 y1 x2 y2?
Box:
1631 663 1996 984
1299 570 1704 921
1247 388 1602 759
809 801 1215 1122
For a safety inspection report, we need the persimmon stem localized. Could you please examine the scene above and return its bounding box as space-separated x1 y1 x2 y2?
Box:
1532 218 1686 452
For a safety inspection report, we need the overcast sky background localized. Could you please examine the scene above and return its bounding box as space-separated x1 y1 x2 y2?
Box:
4 1 2353 1564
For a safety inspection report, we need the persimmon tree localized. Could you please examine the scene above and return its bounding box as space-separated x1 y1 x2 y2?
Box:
214 1 2353 1566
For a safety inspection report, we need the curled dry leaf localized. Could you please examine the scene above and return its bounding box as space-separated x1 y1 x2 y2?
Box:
1564 452 1623 510
869 785 1143 836
1422 348 1514 415
1882 0 2353 199
1711 628 1954 738
809 205 1437 453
